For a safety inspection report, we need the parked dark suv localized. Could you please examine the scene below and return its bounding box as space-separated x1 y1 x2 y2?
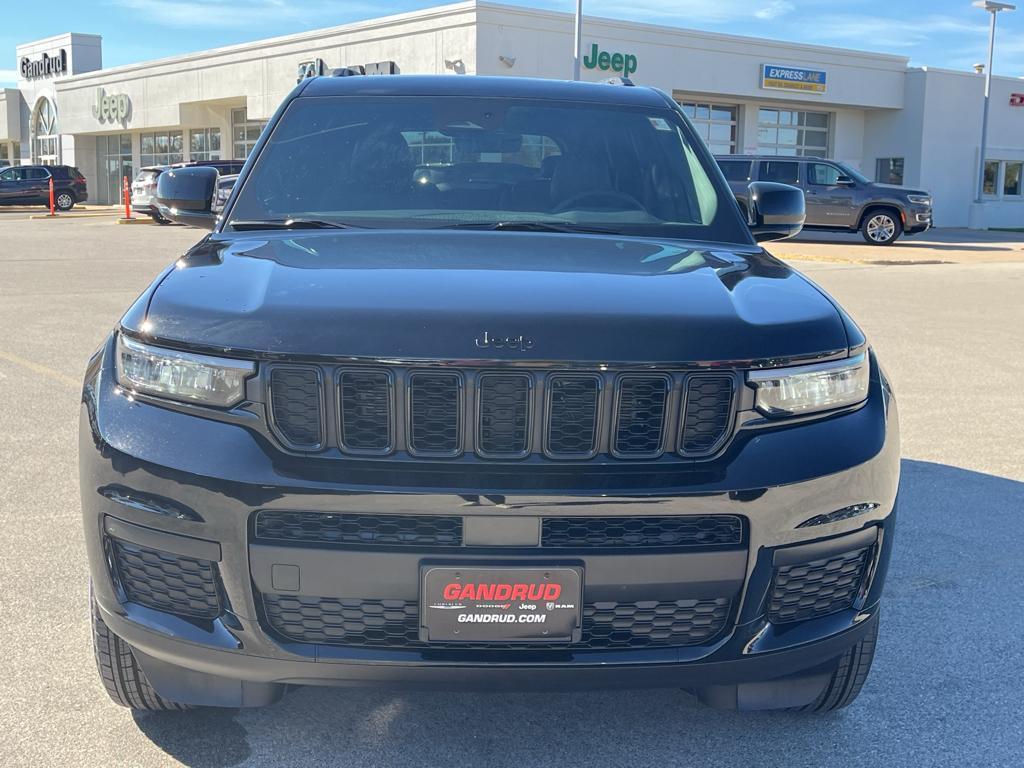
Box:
82 75 899 714
0 164 87 210
717 154 931 245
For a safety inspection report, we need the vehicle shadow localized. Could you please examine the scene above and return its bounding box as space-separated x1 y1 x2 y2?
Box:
132 459 1024 768
789 233 1022 252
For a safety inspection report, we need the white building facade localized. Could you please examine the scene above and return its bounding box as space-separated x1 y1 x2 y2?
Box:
2 1 1022 227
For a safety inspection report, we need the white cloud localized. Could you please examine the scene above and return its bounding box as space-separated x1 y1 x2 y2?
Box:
755 1 795 21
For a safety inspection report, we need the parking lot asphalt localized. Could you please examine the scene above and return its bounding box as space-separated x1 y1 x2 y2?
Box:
1 218 1022 768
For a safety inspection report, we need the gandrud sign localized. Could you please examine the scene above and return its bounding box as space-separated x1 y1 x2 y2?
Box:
20 49 67 80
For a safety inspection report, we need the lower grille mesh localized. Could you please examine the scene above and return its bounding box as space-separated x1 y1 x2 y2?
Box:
768 546 870 623
254 510 463 547
541 515 743 549
262 594 731 649
111 539 220 619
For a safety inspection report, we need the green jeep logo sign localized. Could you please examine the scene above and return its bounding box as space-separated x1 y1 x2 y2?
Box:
582 44 637 77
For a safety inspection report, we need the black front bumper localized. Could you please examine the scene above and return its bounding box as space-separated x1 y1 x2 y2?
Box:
81 338 900 708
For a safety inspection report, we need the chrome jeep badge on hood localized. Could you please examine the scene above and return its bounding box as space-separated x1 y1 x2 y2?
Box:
475 331 535 351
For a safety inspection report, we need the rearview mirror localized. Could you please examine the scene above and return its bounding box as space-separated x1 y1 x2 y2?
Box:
746 181 805 242
155 166 219 230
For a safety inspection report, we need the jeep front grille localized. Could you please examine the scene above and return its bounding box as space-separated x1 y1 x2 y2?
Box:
266 364 738 460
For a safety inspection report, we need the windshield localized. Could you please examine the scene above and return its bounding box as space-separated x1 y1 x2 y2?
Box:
227 96 750 243
836 162 871 184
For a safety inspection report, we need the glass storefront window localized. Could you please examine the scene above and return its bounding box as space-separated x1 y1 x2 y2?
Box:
140 131 184 167
677 101 737 154
757 108 829 157
97 133 134 204
875 158 904 185
0 144 8 164
983 160 999 196
1003 162 1022 197
190 128 222 161
231 108 267 159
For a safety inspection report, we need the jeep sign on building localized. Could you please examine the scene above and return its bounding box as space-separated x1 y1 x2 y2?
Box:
0 1 1021 226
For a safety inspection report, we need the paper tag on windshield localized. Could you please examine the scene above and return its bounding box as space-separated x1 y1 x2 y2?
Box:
648 117 672 131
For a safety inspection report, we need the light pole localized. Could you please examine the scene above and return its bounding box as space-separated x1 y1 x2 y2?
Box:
973 1 1016 203
573 0 583 80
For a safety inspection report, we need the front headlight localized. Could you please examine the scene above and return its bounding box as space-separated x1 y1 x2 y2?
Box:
116 334 255 407
907 194 931 205
748 353 869 417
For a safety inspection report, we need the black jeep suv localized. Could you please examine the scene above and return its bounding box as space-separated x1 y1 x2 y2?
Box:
81 75 899 713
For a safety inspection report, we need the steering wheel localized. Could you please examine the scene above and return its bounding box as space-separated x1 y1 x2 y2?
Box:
553 190 645 213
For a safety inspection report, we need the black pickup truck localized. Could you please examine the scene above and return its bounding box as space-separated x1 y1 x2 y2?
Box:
81 74 899 714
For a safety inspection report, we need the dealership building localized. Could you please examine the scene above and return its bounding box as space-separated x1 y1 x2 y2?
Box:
2 0 1022 227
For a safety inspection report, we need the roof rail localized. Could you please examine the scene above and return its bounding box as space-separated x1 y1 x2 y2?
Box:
331 66 365 77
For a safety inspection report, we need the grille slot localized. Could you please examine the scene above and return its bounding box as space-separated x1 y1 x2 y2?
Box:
768 546 870 624
254 511 463 548
546 375 601 458
407 372 463 456
261 595 731 649
613 375 670 458
680 375 735 456
111 538 220 619
542 515 743 549
477 374 532 457
269 367 323 449
338 369 393 454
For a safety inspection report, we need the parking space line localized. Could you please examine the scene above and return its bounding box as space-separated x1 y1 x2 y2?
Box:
0 350 79 388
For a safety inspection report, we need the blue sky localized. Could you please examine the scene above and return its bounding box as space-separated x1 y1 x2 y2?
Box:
3 0 1023 87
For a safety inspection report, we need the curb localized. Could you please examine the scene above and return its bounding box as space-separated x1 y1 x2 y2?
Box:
114 217 152 225
29 212 122 220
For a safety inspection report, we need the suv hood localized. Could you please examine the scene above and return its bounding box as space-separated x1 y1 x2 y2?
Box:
134 231 850 363
872 182 929 197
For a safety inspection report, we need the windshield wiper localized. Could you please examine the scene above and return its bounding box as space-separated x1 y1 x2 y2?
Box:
438 221 618 235
229 218 360 231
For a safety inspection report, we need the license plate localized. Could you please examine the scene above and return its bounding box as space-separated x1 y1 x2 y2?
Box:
421 566 582 643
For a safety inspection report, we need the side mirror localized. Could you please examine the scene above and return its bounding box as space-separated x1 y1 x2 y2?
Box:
836 175 854 186
155 167 219 230
747 181 805 242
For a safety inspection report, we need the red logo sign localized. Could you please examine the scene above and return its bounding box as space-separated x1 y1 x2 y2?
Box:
442 582 562 601
1011 93 1024 107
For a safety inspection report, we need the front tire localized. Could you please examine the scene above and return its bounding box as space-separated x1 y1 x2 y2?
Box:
790 615 879 712
91 595 190 711
861 210 901 245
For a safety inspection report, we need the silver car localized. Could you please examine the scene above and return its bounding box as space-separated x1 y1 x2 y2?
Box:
130 166 170 224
